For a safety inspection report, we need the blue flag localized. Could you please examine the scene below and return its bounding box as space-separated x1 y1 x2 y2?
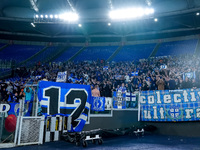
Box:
113 91 126 109
91 97 105 111
37 81 91 132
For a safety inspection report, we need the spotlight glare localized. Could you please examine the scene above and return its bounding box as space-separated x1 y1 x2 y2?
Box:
54 15 58 18
45 15 48 18
40 15 43 18
59 12 79 22
50 15 53 18
109 7 154 20
31 22 35 27
78 24 82 27
108 22 111 26
196 12 200 16
35 15 39 18
154 18 158 22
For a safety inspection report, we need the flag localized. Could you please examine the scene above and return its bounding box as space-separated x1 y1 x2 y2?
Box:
56 71 67 82
91 97 105 111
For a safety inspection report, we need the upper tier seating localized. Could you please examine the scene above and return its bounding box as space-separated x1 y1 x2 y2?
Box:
113 43 156 61
156 39 198 56
74 46 118 62
27 46 58 64
53 47 82 62
0 44 44 63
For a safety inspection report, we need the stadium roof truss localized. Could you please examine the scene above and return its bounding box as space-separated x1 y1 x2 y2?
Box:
0 0 200 42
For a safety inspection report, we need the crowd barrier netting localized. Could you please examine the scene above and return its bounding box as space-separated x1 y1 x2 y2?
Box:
0 87 41 147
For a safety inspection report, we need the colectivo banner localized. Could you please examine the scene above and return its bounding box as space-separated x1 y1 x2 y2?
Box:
37 81 91 132
140 89 200 122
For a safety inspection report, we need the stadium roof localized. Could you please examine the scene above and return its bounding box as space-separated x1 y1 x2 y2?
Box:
0 0 200 43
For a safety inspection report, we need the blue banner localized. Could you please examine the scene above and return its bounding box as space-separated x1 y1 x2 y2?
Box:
91 97 105 111
0 102 32 116
140 89 200 121
37 81 91 132
126 93 137 108
113 91 126 109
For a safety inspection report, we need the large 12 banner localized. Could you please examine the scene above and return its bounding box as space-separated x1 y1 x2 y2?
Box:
140 89 200 121
37 81 91 132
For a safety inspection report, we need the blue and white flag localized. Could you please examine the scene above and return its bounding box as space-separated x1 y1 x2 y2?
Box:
103 66 108 71
37 81 91 132
126 93 136 102
131 71 138 76
68 76 82 83
140 89 200 122
160 64 167 69
126 93 137 108
56 71 67 82
183 71 195 80
91 97 105 111
113 91 126 109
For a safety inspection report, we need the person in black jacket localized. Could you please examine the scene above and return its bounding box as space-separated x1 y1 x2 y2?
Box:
181 77 192 89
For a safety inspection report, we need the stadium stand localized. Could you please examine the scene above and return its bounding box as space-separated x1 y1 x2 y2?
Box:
0 44 44 63
73 46 118 62
113 43 156 62
53 47 82 62
155 39 198 56
0 43 5 48
26 46 58 65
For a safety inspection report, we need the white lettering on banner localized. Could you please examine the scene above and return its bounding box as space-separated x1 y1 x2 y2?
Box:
0 104 10 113
140 89 200 121
159 107 165 119
185 109 193 119
140 96 146 104
183 90 189 102
164 95 171 103
198 91 200 97
156 91 161 104
148 96 154 104
190 91 196 102
196 108 200 118
174 94 181 103
144 110 151 119
153 106 158 119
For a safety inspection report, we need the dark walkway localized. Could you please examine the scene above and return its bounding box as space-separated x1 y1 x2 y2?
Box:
6 134 200 150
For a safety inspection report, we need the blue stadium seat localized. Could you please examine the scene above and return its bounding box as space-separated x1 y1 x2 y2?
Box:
0 44 44 63
27 46 58 64
53 47 82 62
113 44 156 62
156 39 198 56
74 46 118 62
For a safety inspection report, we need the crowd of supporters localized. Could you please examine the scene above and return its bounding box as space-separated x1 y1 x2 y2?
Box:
1 54 200 102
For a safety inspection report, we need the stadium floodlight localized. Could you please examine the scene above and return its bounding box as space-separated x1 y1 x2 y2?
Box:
45 15 48 18
196 12 200 16
31 22 35 27
109 7 154 20
40 15 43 18
35 15 39 18
54 15 58 18
50 15 53 18
59 12 79 22
78 24 82 27
154 18 158 22
108 22 111 26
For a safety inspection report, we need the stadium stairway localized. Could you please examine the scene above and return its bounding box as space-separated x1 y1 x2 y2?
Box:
17 46 49 67
0 43 9 52
68 46 86 61
43 45 70 63
107 46 122 62
194 38 200 55
148 42 161 58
